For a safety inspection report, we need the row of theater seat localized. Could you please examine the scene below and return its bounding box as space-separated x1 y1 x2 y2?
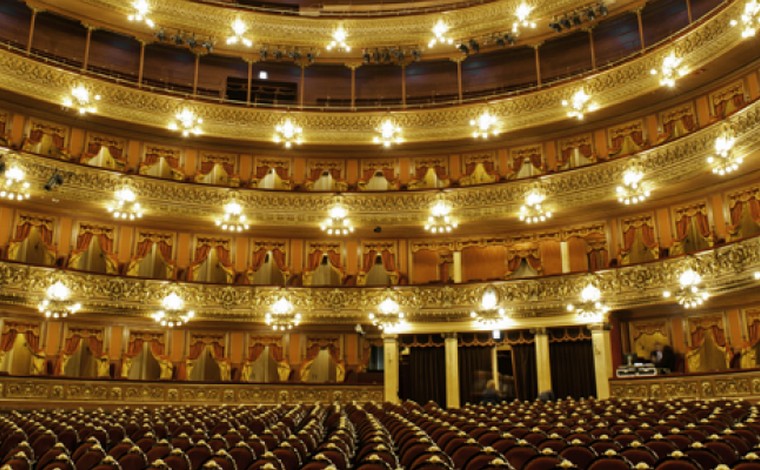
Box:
2 397 760 469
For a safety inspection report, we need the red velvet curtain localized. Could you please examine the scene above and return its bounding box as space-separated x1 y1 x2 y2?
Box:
199 161 216 175
29 129 43 144
187 337 226 361
52 133 65 151
623 222 657 251
270 249 287 271
126 334 165 358
692 325 726 348
248 340 283 362
464 161 496 175
308 249 341 271
4 323 40 355
250 249 268 272
87 142 101 155
74 228 114 255
362 249 396 272
13 220 53 245
749 319 760 346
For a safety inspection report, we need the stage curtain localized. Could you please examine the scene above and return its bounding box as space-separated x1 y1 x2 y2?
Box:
458 346 492 405
511 344 538 401
405 346 447 407
549 340 596 399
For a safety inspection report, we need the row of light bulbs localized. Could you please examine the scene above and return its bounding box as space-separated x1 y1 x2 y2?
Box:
127 0 760 68
129 1 538 56
0 121 743 234
39 266 757 330
60 47 695 150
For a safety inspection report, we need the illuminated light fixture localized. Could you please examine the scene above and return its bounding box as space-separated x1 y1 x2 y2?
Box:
168 108 203 137
226 18 253 47
215 198 249 232
562 89 598 120
107 186 143 220
513 3 537 33
326 26 351 52
321 199 354 236
424 197 458 234
519 188 552 224
152 292 195 328
62 85 101 115
37 281 81 319
470 288 509 328
616 167 651 205
707 126 741 176
567 283 609 323
273 118 303 149
128 0 155 28
0 164 31 201
265 296 302 331
663 269 709 309
754 271 760 280
730 0 760 38
373 119 403 147
650 52 688 88
428 19 454 48
369 296 405 332
470 111 500 139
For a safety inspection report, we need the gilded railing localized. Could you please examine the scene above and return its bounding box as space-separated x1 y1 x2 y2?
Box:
0 235 758 325
0 0 748 143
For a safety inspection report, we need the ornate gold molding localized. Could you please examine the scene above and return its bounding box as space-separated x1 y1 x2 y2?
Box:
0 0 746 144
0 235 758 324
610 369 760 400
0 376 383 405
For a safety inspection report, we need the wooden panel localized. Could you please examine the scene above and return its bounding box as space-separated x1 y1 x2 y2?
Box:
593 13 641 66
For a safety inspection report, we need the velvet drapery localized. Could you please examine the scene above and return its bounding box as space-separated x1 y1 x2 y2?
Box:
549 340 596 399
401 346 447 407
511 344 538 401
458 346 492 405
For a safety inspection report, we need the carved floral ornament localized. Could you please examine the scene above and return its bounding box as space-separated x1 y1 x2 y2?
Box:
6 98 760 227
0 236 758 325
0 0 744 145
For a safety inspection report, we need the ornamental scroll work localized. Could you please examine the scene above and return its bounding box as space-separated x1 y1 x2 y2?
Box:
0 376 383 405
0 0 743 145
0 236 758 321
610 370 760 400
9 99 760 226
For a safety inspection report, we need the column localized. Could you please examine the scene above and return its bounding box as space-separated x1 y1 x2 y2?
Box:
246 59 253 105
444 333 460 408
401 64 407 109
347 63 360 109
491 346 500 389
590 324 613 399
534 328 552 395
636 9 646 49
192 53 200 95
451 55 466 103
587 29 596 69
299 65 305 108
27 9 38 54
533 44 542 87
82 26 94 70
137 41 146 88
383 334 399 403
452 250 462 283
560 241 571 273
685 0 693 23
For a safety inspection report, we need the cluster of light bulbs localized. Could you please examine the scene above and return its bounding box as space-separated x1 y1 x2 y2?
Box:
107 187 143 220
519 189 552 224
616 168 651 205
663 269 710 309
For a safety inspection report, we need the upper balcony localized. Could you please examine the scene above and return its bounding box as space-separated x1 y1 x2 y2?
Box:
0 0 754 147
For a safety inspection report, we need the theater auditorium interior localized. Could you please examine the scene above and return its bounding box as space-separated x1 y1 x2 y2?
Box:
1 0 760 468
